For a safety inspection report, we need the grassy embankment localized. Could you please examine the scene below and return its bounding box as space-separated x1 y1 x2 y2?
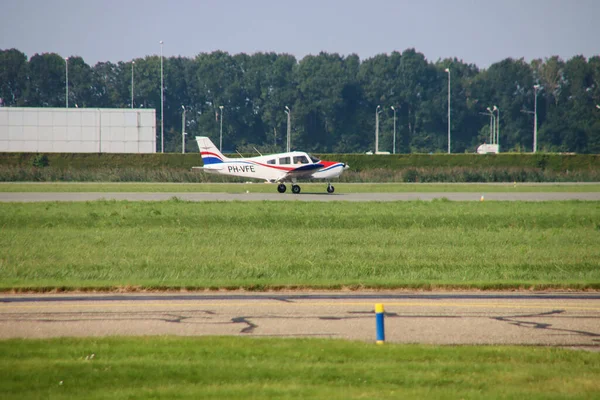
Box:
1 200 598 291
1 182 600 192
2 166 600 183
1 152 599 182
1 337 599 400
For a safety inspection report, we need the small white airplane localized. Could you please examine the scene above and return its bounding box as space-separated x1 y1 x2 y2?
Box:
193 136 349 194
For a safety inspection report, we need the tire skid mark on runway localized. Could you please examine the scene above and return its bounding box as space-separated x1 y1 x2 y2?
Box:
231 316 258 333
0 310 218 324
492 309 600 340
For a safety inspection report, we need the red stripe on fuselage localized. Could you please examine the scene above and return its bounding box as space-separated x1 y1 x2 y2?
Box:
200 151 223 160
319 160 339 168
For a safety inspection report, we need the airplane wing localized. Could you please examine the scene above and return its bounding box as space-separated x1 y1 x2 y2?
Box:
278 163 324 181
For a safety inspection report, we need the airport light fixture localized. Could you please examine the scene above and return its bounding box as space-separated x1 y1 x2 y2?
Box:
533 84 541 153
486 107 496 144
160 40 164 153
65 57 69 108
481 108 494 145
391 106 397 154
131 61 135 109
493 105 500 151
219 105 224 152
181 105 186 154
375 105 382 153
445 68 451 153
285 105 291 152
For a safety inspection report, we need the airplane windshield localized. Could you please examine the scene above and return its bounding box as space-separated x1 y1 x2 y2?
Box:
308 154 320 163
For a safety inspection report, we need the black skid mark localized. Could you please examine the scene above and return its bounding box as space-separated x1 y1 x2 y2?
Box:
2 309 217 324
493 310 600 338
231 316 258 333
320 311 396 321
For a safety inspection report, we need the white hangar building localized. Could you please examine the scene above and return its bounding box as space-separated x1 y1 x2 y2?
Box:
0 107 156 153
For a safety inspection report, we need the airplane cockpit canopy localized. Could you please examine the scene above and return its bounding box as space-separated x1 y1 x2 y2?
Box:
308 154 320 163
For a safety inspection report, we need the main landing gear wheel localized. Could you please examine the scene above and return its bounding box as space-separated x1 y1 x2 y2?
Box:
292 184 301 194
327 184 335 194
277 184 287 193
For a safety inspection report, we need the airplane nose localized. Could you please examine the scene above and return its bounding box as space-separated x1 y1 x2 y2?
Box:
343 163 349 169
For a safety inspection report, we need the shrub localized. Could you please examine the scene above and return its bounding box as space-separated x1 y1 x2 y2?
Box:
31 154 49 168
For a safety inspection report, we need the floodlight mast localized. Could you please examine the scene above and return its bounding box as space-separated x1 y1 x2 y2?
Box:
375 105 382 153
493 106 499 150
486 107 495 144
391 106 397 154
160 41 164 153
285 106 291 152
181 105 186 154
219 105 224 152
65 57 69 108
533 84 541 153
131 61 135 108
445 68 451 153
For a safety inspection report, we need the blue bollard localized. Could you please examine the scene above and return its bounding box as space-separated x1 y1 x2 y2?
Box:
375 303 385 344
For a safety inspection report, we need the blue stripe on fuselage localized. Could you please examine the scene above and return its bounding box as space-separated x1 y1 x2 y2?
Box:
202 156 224 165
320 163 343 171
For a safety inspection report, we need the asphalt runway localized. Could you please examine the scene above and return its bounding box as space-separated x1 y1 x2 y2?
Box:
1 191 600 202
2 292 599 349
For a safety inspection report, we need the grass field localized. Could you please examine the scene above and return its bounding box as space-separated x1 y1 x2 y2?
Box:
1 337 598 399
1 182 600 193
1 200 598 290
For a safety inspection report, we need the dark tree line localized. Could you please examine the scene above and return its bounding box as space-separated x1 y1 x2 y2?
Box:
1 48 599 153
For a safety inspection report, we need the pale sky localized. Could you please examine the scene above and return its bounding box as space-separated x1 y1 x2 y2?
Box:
1 0 599 68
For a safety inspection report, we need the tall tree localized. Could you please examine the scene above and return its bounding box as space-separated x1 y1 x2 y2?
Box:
0 49 27 106
1 47 599 153
25 53 66 107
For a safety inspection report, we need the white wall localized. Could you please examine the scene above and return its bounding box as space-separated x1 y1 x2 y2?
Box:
0 108 156 153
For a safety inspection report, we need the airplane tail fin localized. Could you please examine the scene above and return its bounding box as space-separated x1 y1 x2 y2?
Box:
196 136 228 165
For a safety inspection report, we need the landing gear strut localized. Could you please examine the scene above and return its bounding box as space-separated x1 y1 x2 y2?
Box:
327 183 335 193
277 183 286 193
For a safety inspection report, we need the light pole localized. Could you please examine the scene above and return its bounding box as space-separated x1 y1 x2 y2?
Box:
486 107 495 144
375 105 382 153
391 106 397 154
533 84 541 153
445 68 451 153
219 105 224 152
181 105 186 154
131 61 135 109
285 106 291 152
160 40 164 153
493 106 499 151
65 57 69 108
482 108 494 145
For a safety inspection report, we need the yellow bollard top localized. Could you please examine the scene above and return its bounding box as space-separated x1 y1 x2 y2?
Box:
375 303 384 313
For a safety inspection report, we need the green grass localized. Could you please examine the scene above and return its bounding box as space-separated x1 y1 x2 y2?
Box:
0 182 599 193
1 200 599 290
0 337 599 400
